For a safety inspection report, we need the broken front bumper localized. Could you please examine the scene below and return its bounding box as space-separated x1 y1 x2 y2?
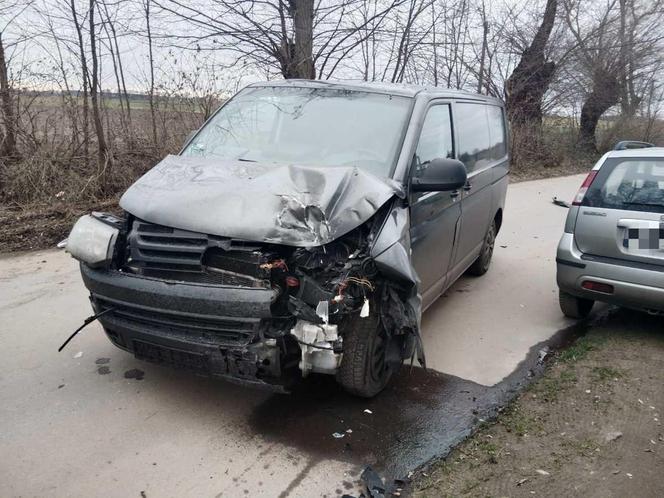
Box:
80 264 291 390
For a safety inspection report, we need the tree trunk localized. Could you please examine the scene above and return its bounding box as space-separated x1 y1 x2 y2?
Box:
578 68 621 152
285 0 315 79
70 0 90 160
504 0 557 138
89 0 109 190
0 32 18 161
477 2 489 94
145 0 158 145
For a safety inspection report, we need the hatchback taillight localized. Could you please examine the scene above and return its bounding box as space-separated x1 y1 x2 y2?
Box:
572 170 598 206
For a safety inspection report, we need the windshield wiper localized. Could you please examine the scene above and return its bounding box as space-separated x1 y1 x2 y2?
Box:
623 201 664 208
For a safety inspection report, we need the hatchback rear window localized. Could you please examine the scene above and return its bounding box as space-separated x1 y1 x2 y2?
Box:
584 158 664 213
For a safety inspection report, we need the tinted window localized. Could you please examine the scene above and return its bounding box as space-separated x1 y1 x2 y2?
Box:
584 158 664 213
412 105 454 180
487 105 507 159
456 103 506 171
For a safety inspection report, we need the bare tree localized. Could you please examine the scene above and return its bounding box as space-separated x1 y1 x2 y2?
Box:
151 0 404 80
88 0 108 176
504 0 558 140
563 0 664 151
0 1 32 160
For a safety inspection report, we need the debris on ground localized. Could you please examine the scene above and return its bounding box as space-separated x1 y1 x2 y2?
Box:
552 196 570 208
332 432 345 439
361 466 386 498
603 431 623 443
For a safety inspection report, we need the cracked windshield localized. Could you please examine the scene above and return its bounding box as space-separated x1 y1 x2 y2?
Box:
183 86 412 177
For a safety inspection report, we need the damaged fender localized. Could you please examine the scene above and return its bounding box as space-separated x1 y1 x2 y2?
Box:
370 204 425 367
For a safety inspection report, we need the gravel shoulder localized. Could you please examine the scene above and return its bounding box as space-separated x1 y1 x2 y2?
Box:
414 308 664 498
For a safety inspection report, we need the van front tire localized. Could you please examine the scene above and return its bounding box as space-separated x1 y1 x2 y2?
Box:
337 313 397 398
559 289 594 319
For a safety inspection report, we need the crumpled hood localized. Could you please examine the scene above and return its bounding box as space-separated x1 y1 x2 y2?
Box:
120 155 404 247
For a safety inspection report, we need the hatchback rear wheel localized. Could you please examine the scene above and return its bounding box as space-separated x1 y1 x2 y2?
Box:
559 289 594 319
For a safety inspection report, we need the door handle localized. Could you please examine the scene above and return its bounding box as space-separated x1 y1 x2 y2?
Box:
463 183 472 191
450 190 460 198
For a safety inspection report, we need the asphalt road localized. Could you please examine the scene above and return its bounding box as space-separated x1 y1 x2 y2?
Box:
1 174 586 497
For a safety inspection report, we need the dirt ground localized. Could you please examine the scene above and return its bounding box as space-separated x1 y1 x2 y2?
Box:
0 199 120 253
414 308 664 498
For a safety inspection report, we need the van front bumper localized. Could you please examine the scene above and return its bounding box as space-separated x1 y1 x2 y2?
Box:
80 264 291 390
556 233 664 313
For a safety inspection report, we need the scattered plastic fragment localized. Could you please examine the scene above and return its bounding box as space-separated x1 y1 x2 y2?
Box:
73 351 83 359
603 431 623 443
361 466 385 498
332 432 345 439
516 478 529 486
535 469 550 476
552 197 570 208
364 409 373 414
360 298 370 318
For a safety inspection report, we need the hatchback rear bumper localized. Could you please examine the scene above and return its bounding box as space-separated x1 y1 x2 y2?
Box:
80 264 290 390
557 233 664 313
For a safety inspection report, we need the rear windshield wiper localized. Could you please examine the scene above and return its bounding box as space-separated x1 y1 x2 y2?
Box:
623 201 664 208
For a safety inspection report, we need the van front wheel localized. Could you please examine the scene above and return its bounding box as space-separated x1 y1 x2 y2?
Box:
337 313 397 398
467 220 496 276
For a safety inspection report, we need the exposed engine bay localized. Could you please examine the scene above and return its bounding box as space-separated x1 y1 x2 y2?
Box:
79 199 421 393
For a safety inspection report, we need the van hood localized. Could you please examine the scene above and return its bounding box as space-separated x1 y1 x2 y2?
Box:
119 154 404 247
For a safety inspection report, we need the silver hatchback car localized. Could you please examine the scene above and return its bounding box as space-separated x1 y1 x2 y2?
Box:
557 142 664 318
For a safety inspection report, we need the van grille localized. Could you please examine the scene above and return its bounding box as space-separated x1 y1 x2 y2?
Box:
125 219 266 287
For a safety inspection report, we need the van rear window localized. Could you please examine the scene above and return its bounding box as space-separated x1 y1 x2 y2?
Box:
584 158 664 213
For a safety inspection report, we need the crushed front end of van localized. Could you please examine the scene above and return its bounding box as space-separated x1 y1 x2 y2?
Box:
67 155 423 397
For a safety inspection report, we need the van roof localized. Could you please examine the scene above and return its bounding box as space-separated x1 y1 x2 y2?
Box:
247 79 504 105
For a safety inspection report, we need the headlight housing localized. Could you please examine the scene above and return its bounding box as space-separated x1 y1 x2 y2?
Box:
65 214 120 267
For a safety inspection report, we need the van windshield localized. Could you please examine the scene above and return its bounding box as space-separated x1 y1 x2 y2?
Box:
182 86 412 177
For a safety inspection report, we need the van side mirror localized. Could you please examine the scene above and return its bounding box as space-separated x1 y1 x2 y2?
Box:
410 158 467 192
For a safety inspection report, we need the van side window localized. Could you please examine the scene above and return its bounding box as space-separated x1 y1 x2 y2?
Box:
487 105 507 160
456 103 491 172
412 105 454 180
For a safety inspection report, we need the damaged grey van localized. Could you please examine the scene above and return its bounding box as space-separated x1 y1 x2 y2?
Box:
65 80 508 397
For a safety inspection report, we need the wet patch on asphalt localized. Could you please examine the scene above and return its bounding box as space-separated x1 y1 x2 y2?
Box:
97 366 111 375
95 357 110 365
248 313 609 484
124 368 145 380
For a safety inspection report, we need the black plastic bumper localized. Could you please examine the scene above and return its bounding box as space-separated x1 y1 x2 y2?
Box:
80 264 288 390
